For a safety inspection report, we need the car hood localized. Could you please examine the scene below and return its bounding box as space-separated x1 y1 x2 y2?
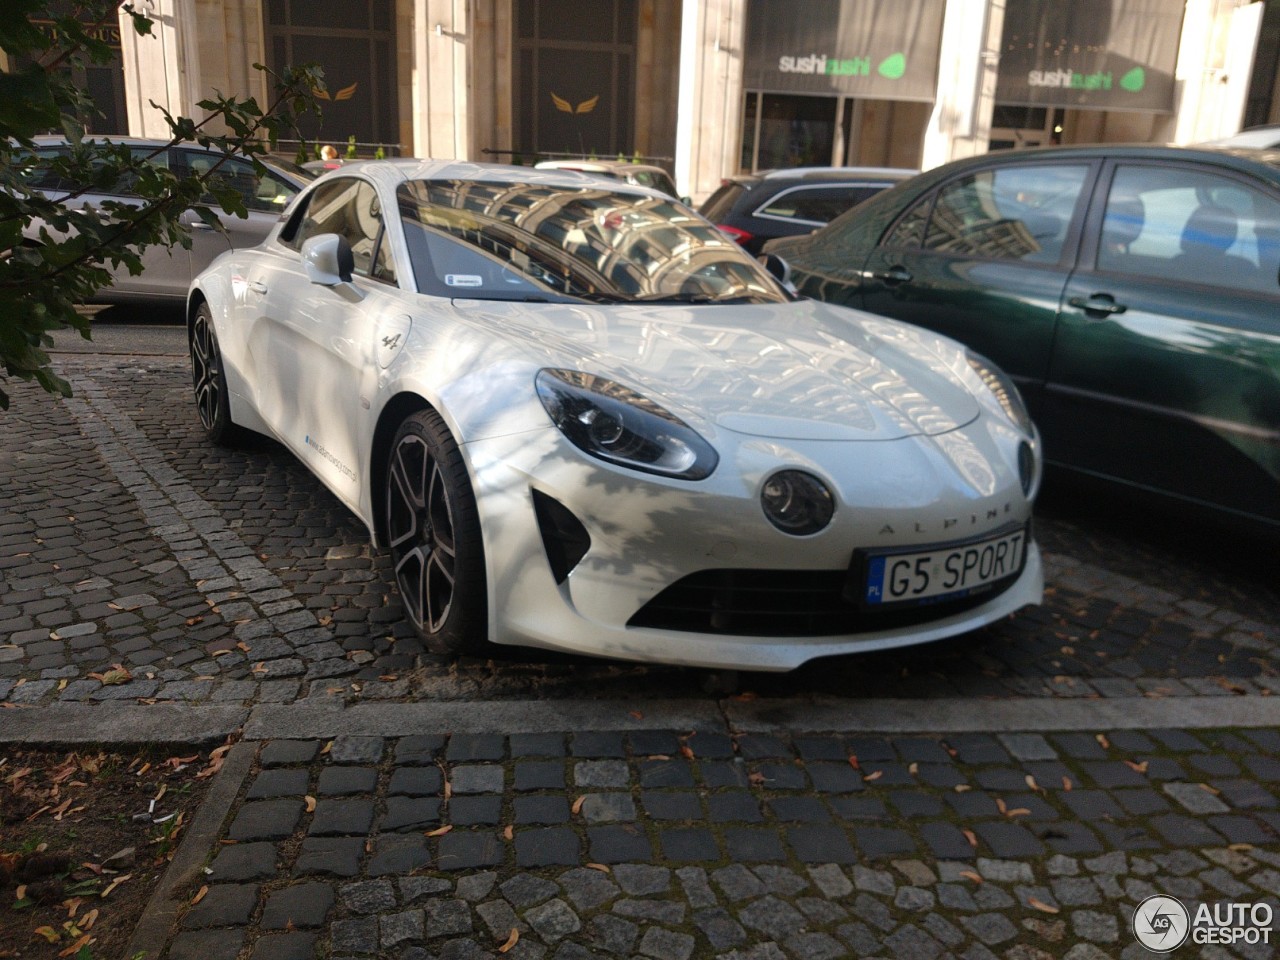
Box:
450 298 981 442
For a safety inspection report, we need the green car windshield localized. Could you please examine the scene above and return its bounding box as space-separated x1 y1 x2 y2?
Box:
397 178 790 305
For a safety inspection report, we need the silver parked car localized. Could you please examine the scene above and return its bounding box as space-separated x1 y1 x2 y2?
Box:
21 136 313 304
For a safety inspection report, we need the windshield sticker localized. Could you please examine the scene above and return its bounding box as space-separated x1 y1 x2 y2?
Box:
445 274 483 287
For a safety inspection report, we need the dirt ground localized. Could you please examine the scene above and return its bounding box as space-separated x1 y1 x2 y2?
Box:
0 742 220 960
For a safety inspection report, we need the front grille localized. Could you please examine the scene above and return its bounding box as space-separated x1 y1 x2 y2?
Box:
626 568 1012 637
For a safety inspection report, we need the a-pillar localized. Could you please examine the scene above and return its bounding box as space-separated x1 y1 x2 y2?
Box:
117 0 204 138
921 0 1005 171
675 0 746 206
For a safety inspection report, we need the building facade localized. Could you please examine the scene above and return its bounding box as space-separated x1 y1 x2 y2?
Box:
22 0 1280 202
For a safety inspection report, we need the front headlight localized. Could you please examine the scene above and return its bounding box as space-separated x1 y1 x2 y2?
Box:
535 368 719 480
966 351 1034 436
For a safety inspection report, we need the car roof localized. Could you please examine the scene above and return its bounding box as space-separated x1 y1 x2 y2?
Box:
728 166 917 187
317 157 671 201
929 142 1280 178
535 159 670 176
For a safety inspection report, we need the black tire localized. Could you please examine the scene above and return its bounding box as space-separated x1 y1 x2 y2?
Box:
190 302 241 445
385 409 488 655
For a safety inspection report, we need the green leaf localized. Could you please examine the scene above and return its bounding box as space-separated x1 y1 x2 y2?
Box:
877 53 907 80
1120 67 1145 93
0 68 60 140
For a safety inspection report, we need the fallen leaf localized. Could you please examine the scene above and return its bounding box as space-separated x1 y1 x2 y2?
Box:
191 885 209 905
962 830 978 849
1028 897 1060 914
959 869 982 883
586 863 611 873
320 741 333 755
996 798 1008 814
1095 733 1110 750
502 825 514 841
1025 774 1041 793
748 771 767 786
862 770 883 782
1062 776 1073 791
33 926 61 943
305 796 317 813
88 665 131 686
58 934 92 957
908 762 919 775
732 691 758 702
101 874 131 898
1123 760 1149 774
236 642 250 652
498 928 520 953
15 885 26 902
1199 783 1221 795
571 795 586 815
954 784 972 793
1005 807 1032 818
80 908 98 930
1228 843 1254 851
425 825 452 837
847 754 860 770
629 710 644 721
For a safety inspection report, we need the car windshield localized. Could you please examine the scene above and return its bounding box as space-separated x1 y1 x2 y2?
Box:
398 178 790 304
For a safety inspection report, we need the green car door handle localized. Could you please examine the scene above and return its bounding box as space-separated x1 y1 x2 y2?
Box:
872 266 913 285
1068 294 1127 317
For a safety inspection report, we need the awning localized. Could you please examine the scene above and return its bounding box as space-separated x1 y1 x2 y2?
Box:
744 0 945 102
995 0 1185 113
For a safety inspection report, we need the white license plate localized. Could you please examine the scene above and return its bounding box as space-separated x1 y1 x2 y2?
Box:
862 527 1027 606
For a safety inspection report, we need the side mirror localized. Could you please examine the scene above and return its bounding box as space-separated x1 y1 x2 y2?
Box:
301 233 355 286
758 252 796 293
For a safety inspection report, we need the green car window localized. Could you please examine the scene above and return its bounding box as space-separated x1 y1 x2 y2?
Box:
1098 165 1280 297
922 164 1089 264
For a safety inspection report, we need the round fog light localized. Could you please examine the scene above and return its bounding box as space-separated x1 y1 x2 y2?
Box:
1017 441 1035 496
761 470 834 535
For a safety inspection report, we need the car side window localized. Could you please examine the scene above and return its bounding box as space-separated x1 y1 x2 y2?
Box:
758 186 882 225
882 194 932 249
285 178 395 284
1097 165 1280 297
921 164 1090 264
178 150 298 212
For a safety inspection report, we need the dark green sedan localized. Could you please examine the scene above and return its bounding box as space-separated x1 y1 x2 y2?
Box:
765 144 1280 529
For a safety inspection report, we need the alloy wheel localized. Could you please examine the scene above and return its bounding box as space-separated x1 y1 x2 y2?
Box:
386 433 457 633
191 312 221 432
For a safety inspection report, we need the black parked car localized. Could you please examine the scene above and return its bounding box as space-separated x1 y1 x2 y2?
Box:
698 166 915 254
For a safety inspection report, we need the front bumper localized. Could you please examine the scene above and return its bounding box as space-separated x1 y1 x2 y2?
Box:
463 416 1043 672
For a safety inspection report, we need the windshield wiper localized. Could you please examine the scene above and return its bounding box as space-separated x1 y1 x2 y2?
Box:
631 293 761 305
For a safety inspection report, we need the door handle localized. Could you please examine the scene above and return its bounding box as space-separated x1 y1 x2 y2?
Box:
188 221 215 231
1068 294 1127 317
248 280 268 295
872 266 913 285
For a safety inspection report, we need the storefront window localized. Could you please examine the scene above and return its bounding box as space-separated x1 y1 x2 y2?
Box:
755 95 836 171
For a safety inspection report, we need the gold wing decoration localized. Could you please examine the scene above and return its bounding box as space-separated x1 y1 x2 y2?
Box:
551 92 574 113
575 95 599 115
311 82 359 102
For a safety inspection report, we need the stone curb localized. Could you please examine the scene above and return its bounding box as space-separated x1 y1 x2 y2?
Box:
124 741 256 959
7 695 1280 748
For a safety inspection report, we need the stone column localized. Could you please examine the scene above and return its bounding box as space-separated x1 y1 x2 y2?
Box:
118 0 204 138
413 0 472 160
675 0 746 205
920 0 1005 171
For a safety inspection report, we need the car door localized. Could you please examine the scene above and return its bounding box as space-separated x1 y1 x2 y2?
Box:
32 145 191 300
174 149 301 275
254 176 402 507
859 160 1096 412
1046 160 1280 521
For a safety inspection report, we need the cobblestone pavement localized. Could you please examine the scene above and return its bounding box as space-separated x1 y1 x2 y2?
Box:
4 351 1280 959
148 729 1279 960
2 357 1278 707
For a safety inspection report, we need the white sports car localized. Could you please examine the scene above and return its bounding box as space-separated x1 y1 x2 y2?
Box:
188 159 1043 671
